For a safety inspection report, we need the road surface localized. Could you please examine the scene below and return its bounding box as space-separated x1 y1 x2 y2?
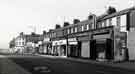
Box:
1 54 135 74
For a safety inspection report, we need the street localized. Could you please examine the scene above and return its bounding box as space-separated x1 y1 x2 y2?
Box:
1 54 135 74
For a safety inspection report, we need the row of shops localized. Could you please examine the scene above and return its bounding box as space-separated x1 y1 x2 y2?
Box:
41 26 128 61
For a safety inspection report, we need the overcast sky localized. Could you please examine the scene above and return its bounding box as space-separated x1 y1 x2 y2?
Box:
0 0 134 49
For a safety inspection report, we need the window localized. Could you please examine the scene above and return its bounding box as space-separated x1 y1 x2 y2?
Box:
117 16 121 26
112 17 117 26
67 28 70 34
71 27 74 33
104 20 107 27
120 14 127 32
109 18 112 26
75 27 77 32
97 22 102 28
19 42 21 46
22 42 24 45
64 30 67 35
101 21 105 27
106 19 109 26
91 23 94 29
81 25 84 31
120 14 127 27
86 24 89 30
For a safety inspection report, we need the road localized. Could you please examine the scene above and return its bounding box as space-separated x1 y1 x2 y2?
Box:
1 54 135 74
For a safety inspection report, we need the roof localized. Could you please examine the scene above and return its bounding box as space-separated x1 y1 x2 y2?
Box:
97 7 135 21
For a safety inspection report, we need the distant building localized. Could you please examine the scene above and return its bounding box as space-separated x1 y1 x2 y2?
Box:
12 32 44 54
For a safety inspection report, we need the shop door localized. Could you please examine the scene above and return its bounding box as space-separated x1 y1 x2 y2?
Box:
90 40 96 60
106 39 113 59
69 45 77 57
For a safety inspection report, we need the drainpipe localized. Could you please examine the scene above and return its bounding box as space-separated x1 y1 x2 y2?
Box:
66 35 68 57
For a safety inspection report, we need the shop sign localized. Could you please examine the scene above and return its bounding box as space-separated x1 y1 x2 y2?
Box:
52 41 59 46
52 40 67 46
59 40 67 45
68 38 77 42
69 42 78 45
93 34 110 39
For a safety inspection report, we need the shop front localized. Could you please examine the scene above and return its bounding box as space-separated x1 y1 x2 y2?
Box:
43 38 52 55
114 31 128 61
78 36 90 58
52 39 67 56
90 28 114 61
67 38 81 58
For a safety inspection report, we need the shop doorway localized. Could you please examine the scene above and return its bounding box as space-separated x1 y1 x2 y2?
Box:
68 41 81 58
90 39 113 60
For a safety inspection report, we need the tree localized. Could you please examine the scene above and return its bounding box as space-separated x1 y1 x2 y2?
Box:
55 24 61 29
107 6 117 14
63 22 70 27
73 19 80 24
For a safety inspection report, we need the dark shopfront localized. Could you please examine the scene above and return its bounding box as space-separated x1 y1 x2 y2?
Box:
90 27 114 61
67 38 81 58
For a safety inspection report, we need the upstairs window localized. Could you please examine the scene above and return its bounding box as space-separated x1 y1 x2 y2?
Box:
71 27 74 33
67 28 70 34
75 27 77 33
117 16 121 26
120 14 127 32
109 18 112 26
86 24 89 30
112 17 117 26
91 23 95 29
81 25 84 31
106 19 109 26
101 21 105 27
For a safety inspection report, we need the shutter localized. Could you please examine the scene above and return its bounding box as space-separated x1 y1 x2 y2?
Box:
81 41 90 58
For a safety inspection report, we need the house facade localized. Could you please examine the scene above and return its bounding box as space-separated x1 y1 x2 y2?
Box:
42 7 135 61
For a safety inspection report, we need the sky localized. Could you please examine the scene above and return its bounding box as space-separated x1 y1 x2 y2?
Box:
0 0 134 49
